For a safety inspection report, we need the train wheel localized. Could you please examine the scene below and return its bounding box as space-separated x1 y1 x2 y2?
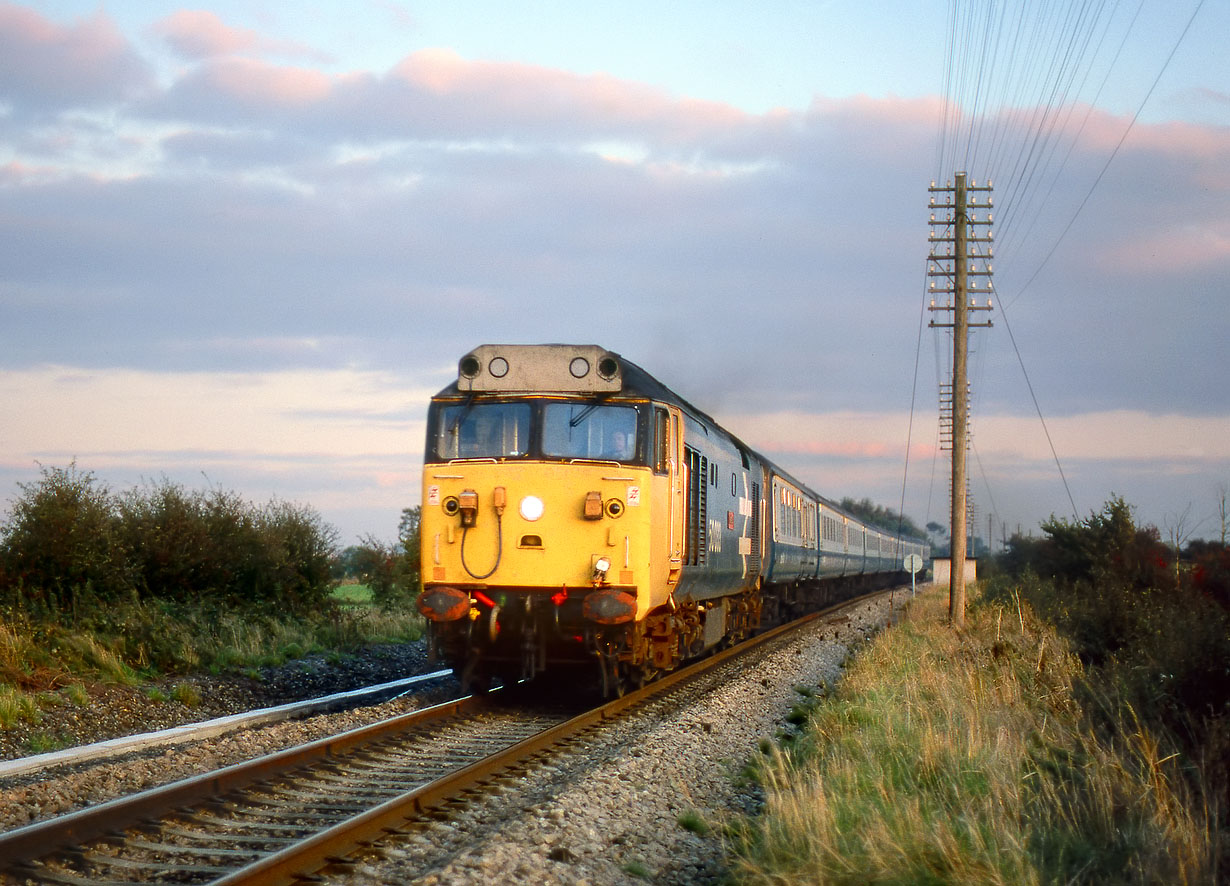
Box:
519 617 544 682
631 663 656 690
596 646 626 698
460 655 491 695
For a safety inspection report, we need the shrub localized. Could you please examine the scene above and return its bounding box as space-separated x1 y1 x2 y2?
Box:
0 463 131 617
2 468 340 622
352 535 417 610
257 499 337 612
988 497 1230 876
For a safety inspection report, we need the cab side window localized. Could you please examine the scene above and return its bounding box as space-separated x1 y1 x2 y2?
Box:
653 408 669 474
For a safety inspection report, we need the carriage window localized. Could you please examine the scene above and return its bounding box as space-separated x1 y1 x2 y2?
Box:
542 403 639 461
435 402 531 459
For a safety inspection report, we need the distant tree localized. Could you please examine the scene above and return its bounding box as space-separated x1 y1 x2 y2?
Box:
1186 538 1230 610
994 495 1170 592
839 497 927 540
995 532 1048 577
1039 496 1170 589
397 506 421 543
1217 483 1229 547
332 546 366 581
398 506 421 595
1163 504 1201 591
352 534 418 610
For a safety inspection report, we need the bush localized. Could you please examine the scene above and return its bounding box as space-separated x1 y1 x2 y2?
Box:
0 463 132 618
2 467 339 621
257 499 337 612
353 535 417 610
988 497 1230 875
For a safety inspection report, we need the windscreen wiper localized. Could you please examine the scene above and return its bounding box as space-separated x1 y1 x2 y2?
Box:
568 403 600 428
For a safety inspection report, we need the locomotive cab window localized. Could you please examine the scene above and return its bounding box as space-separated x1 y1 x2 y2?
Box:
542 402 639 462
434 401 531 459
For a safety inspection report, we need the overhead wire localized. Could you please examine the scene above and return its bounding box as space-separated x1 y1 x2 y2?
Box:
989 281 1080 518
1004 0 1207 305
916 0 1203 540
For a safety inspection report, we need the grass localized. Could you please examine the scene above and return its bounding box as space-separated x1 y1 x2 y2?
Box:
726 586 1212 885
678 809 711 836
0 589 424 730
0 684 40 728
25 730 70 754
621 860 651 879
171 682 201 707
331 581 375 606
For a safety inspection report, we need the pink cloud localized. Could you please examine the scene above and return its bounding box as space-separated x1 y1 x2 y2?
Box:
152 10 333 63
154 10 257 59
390 48 748 135
184 57 334 109
0 3 150 108
1097 223 1230 273
772 438 899 459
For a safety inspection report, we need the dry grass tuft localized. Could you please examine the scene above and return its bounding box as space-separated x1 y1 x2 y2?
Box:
727 587 1212 885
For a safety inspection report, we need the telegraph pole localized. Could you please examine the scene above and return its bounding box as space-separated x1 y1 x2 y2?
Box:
928 172 993 626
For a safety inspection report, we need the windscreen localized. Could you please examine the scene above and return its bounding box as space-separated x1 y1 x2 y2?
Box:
433 402 531 459
542 402 639 462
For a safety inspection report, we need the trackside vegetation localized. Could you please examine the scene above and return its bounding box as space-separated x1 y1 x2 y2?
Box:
729 496 1226 885
0 464 422 730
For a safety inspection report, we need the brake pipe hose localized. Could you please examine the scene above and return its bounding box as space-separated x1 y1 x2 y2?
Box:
461 513 503 580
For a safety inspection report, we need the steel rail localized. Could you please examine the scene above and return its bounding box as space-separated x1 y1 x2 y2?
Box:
2 592 887 885
211 604 840 886
0 668 455 780
0 695 481 870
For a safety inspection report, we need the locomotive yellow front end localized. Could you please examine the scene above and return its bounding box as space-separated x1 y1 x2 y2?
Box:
417 345 671 692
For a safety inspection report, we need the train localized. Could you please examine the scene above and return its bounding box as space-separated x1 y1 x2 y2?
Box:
417 344 929 695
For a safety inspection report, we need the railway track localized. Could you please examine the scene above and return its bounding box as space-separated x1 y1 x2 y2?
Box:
0 594 893 886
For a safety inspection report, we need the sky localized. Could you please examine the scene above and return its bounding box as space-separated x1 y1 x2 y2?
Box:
1 1 1228 549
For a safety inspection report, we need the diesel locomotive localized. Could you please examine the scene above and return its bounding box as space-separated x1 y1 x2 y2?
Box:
417 344 928 695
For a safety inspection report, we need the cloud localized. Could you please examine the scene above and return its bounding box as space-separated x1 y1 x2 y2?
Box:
1095 221 1230 273
152 9 334 64
153 10 257 59
143 47 758 154
0 4 151 112
159 56 335 115
1 11 1228 540
0 365 436 542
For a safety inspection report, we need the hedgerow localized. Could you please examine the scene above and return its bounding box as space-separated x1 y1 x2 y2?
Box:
983 496 1230 876
0 464 338 622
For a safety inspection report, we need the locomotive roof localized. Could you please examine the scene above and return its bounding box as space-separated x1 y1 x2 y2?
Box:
433 344 695 409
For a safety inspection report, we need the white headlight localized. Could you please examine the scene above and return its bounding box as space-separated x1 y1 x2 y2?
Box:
594 557 612 574
519 495 545 521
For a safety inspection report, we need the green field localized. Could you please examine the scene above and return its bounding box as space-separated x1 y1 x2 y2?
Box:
330 582 374 606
